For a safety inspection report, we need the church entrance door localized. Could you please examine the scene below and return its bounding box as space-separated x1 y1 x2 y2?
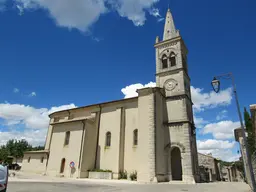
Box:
171 147 182 180
60 158 66 174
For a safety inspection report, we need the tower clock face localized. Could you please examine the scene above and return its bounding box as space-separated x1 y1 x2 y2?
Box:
164 79 178 91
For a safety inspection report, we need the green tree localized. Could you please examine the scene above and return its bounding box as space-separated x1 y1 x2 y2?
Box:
0 139 44 163
0 146 9 162
32 146 44 151
244 107 256 156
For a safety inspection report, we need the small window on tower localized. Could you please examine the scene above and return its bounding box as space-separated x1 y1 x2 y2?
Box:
162 54 168 69
170 52 176 67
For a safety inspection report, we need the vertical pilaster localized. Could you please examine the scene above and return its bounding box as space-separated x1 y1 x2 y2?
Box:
181 123 195 183
137 88 157 182
44 118 54 150
118 107 125 174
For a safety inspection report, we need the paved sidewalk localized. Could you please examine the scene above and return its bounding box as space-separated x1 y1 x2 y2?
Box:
8 171 138 185
8 181 251 192
8 171 251 192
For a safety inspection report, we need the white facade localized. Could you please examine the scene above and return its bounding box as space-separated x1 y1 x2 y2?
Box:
22 9 199 183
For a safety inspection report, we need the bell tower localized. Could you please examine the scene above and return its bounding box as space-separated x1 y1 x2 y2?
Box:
154 9 199 183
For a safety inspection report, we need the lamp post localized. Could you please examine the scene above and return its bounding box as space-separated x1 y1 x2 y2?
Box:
211 73 256 191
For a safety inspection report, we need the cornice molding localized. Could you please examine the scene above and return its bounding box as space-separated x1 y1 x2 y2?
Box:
154 36 181 48
137 87 163 97
155 67 191 81
163 119 193 126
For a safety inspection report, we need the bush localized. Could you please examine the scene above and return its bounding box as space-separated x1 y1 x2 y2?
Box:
130 171 137 181
119 170 127 179
89 169 112 172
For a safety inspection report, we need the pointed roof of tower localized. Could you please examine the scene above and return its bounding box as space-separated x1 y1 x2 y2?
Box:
163 9 179 41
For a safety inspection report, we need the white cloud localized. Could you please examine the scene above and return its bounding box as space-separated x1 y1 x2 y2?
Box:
197 139 235 150
13 88 20 93
91 36 102 42
111 0 159 26
216 110 228 121
0 102 77 146
29 91 36 97
199 149 240 162
148 7 160 17
0 102 76 129
121 83 233 112
197 139 239 162
157 18 164 22
121 82 156 98
13 0 160 31
0 0 6 11
0 129 47 146
15 0 107 32
191 86 232 112
16 4 24 15
148 7 164 23
203 120 240 140
194 116 208 128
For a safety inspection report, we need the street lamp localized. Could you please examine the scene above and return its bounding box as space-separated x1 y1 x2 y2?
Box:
211 73 256 191
211 77 220 93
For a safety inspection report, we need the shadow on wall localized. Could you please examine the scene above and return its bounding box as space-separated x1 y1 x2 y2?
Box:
96 145 101 169
71 167 76 175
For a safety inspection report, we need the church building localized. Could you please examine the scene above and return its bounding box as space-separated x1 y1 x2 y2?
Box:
22 9 199 183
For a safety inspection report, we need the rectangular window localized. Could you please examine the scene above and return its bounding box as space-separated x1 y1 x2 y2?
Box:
41 157 44 163
64 131 70 146
106 132 111 147
133 129 138 146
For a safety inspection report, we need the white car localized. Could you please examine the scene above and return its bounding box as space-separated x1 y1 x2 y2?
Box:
0 165 8 192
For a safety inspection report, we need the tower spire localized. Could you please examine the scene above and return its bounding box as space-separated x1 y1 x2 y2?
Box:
163 9 179 41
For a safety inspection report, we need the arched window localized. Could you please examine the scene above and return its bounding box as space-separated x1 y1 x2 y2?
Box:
28 157 31 163
60 158 66 173
106 132 111 147
162 54 168 69
64 131 70 146
133 129 138 146
170 52 176 67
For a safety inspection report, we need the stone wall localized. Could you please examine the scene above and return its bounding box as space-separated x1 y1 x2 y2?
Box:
198 153 219 182
250 105 256 137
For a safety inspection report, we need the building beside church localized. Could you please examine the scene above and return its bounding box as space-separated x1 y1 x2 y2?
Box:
22 9 199 183
250 104 256 136
198 153 221 182
234 104 256 187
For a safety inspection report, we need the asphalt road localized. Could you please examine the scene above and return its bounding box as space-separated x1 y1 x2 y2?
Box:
7 182 251 192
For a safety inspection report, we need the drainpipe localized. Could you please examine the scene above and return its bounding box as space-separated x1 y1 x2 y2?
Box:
94 105 102 169
78 120 86 173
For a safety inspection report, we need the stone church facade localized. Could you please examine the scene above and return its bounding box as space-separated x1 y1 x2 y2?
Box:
22 9 199 183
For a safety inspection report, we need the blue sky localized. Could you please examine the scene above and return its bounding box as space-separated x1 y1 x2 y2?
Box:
0 0 255 161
